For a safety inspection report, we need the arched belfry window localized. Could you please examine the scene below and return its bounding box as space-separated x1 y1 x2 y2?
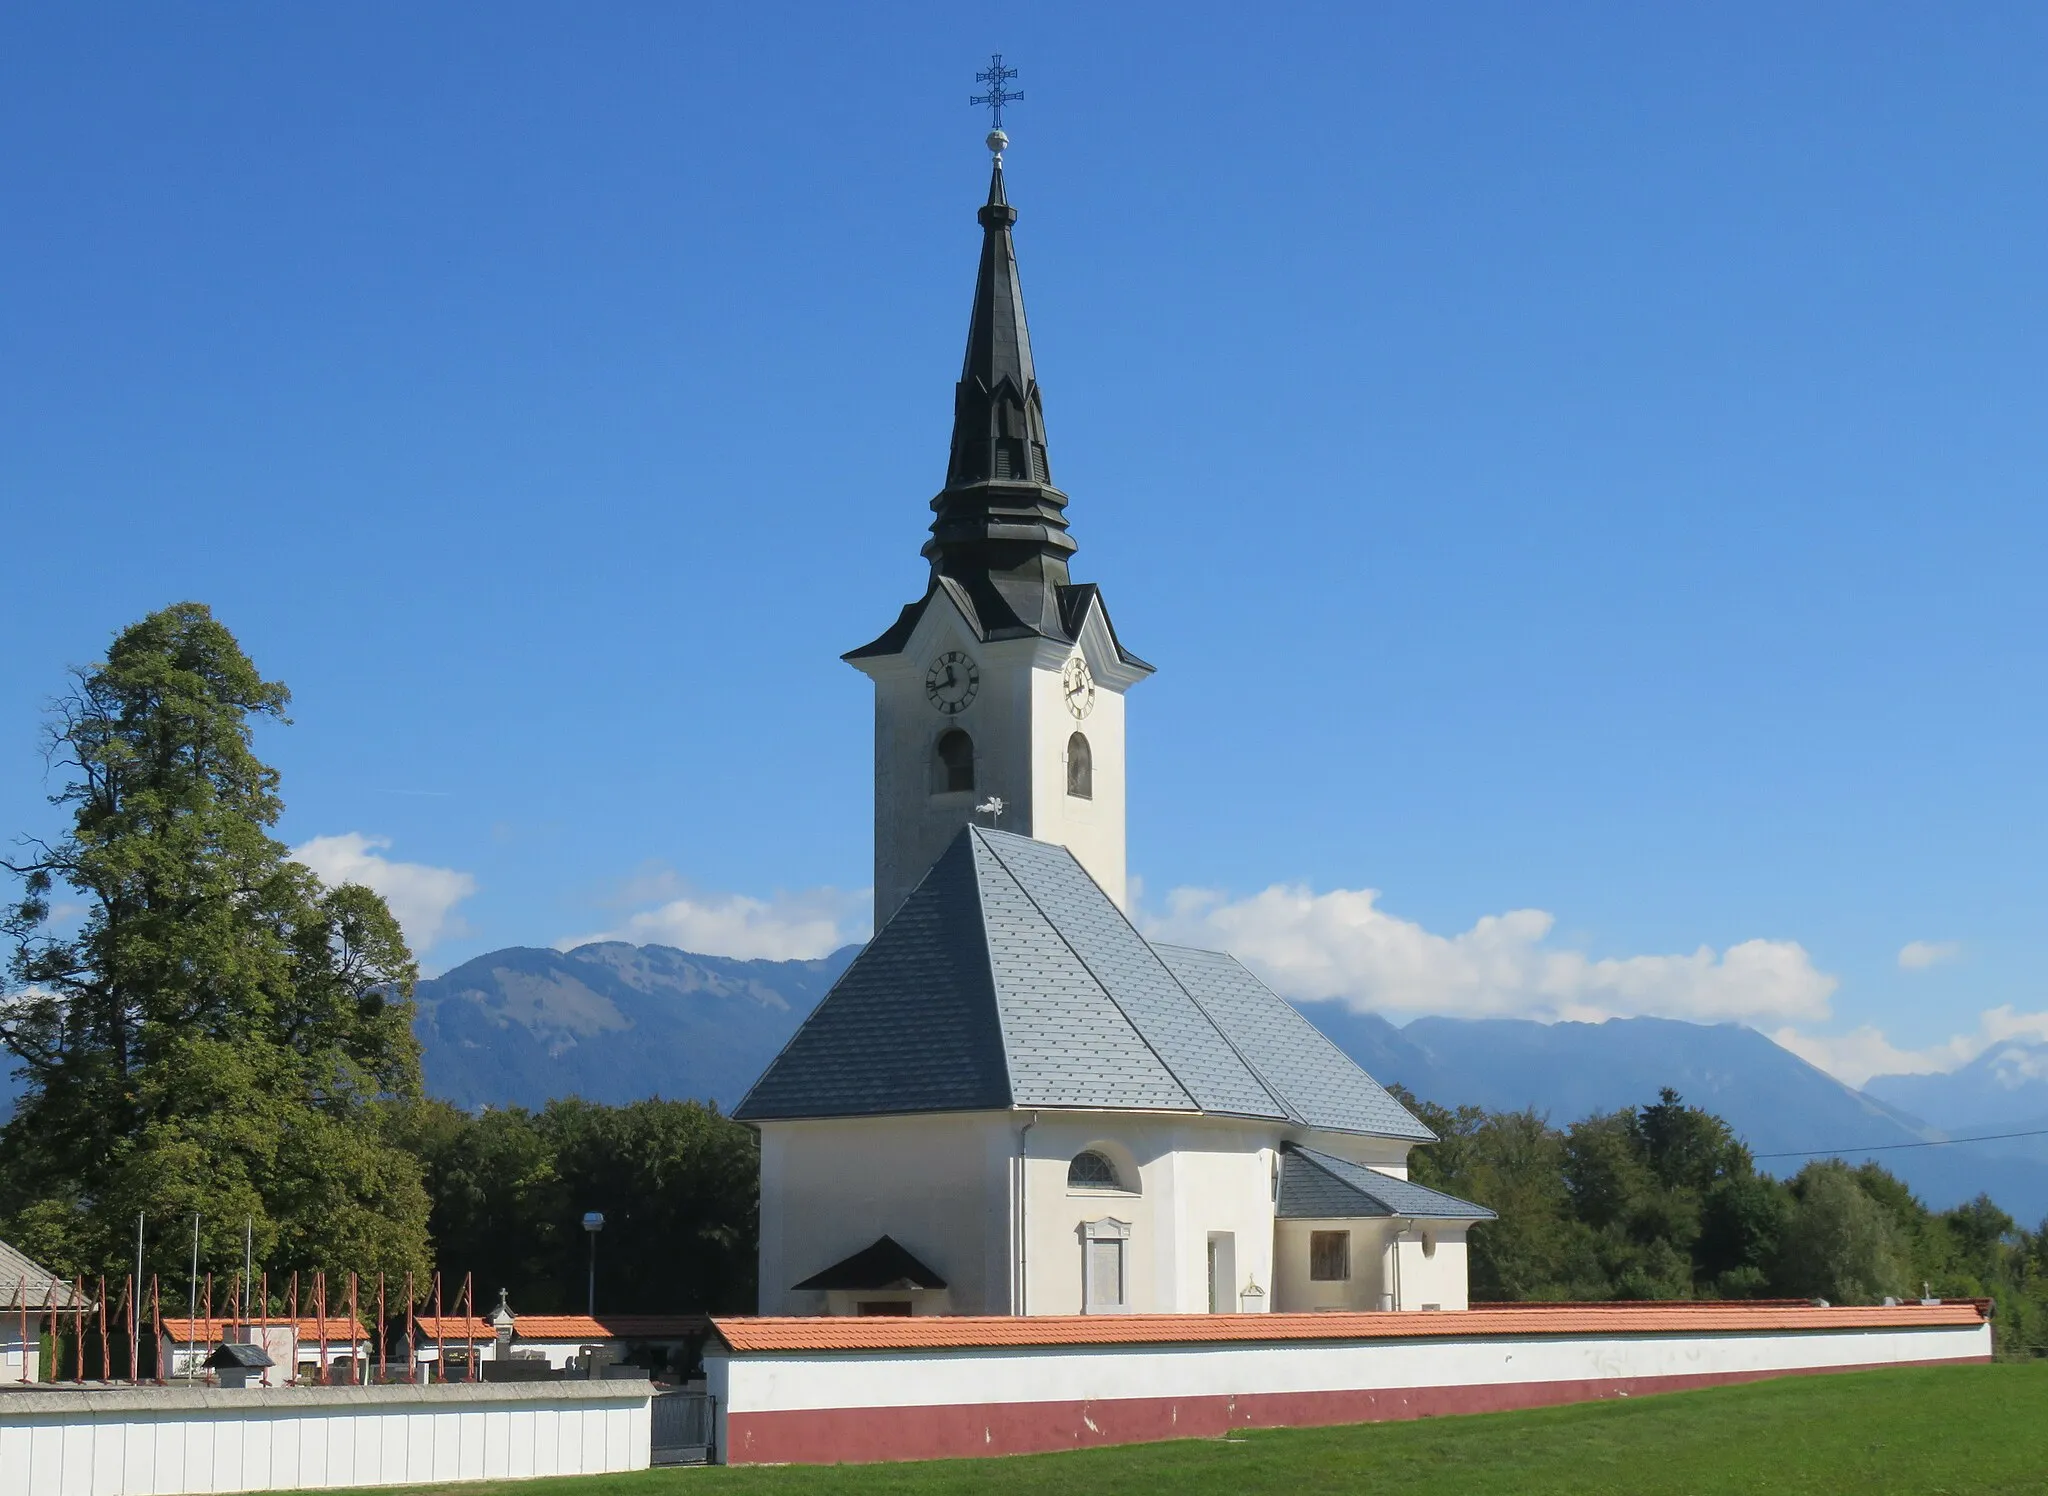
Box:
1068 1150 1120 1189
1066 732 1093 800
933 729 975 794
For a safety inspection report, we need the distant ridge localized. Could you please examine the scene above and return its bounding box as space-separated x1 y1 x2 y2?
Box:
269 940 2048 1222
412 941 857 1110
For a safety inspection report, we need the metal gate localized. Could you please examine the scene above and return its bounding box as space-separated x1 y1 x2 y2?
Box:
650 1389 715 1466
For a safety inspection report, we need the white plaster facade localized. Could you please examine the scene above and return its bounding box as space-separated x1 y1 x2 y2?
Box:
851 588 1143 927
1 1328 36 1383
758 1110 1473 1317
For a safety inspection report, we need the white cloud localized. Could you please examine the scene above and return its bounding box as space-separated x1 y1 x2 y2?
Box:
292 833 478 953
558 882 870 962
1772 1005 2048 1088
1143 883 1836 1027
1898 939 1962 971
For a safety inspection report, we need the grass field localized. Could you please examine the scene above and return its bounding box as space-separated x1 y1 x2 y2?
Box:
327 1361 2048 1496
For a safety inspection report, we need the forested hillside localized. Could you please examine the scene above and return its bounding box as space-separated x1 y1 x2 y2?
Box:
1401 1085 2048 1353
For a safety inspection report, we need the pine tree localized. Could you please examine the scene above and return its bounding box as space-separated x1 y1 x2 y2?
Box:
1 602 430 1281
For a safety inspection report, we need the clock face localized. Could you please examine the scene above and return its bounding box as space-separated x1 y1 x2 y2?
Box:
925 650 980 715
1061 653 1096 720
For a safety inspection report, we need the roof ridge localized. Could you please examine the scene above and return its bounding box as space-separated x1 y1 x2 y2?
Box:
963 831 1020 1109
1154 946 1435 1142
978 834 1291 1122
969 827 1196 1112
1143 939 1301 1127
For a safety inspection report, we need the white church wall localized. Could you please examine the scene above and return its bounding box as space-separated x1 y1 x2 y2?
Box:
1024 1115 1276 1315
1296 1131 1415 1179
1274 1222 1471 1312
1396 1229 1471 1311
757 1113 1014 1315
1273 1218 1395 1312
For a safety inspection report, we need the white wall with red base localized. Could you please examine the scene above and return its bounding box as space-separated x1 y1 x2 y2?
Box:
706 1303 1991 1466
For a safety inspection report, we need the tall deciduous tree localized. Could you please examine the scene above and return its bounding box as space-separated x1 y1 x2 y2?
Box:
1 603 430 1282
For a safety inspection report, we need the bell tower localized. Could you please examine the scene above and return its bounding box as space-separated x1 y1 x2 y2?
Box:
845 125 1152 928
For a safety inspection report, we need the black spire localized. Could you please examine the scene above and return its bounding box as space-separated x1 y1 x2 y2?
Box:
921 151 1076 635
845 124 1150 675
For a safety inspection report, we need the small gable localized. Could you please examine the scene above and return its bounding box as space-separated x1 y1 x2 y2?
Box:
1277 1144 1496 1221
791 1236 948 1293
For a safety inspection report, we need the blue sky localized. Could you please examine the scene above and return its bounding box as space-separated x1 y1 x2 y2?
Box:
3 3 2044 1086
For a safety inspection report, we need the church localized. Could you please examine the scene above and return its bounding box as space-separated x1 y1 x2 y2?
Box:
732 127 1492 1319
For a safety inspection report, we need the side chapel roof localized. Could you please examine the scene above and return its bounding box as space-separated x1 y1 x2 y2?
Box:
1277 1143 1497 1221
791 1236 948 1293
733 827 1433 1141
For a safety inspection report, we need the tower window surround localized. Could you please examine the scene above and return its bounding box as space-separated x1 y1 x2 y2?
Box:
1066 732 1092 799
933 729 975 794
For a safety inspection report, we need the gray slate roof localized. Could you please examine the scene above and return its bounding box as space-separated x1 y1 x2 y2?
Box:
735 827 1432 1142
1154 943 1433 1140
1277 1144 1497 1221
0 1239 86 1309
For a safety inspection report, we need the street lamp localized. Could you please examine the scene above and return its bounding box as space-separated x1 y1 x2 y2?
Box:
582 1212 604 1318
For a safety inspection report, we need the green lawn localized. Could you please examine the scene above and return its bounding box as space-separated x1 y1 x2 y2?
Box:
354 1362 2048 1496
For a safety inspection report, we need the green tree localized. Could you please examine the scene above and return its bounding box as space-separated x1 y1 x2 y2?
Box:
0 603 430 1285
1777 1162 1909 1303
406 1096 757 1315
1697 1172 1792 1295
1399 1091 1606 1301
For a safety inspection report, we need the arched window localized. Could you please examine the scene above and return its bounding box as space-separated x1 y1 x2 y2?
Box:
1066 732 1093 799
933 729 975 794
1068 1150 1120 1189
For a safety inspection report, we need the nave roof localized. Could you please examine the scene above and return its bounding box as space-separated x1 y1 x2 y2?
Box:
734 827 1432 1141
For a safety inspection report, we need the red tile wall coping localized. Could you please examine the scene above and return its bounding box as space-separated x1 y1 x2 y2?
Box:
712 1301 1987 1354
511 1315 708 1340
158 1317 368 1340
409 1316 495 1339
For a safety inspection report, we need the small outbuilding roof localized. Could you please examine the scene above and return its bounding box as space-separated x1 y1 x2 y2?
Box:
160 1316 367 1342
202 1341 275 1369
791 1236 948 1293
511 1314 708 1341
0 1240 86 1310
735 827 1431 1141
1277 1144 1496 1222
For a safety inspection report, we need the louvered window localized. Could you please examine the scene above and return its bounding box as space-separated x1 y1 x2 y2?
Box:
933 730 975 793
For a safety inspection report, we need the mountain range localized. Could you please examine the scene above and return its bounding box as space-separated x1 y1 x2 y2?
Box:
409 941 2048 1222
3 939 2035 1221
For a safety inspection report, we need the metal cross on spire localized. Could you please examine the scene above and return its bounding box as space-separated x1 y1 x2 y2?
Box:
971 54 1022 132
